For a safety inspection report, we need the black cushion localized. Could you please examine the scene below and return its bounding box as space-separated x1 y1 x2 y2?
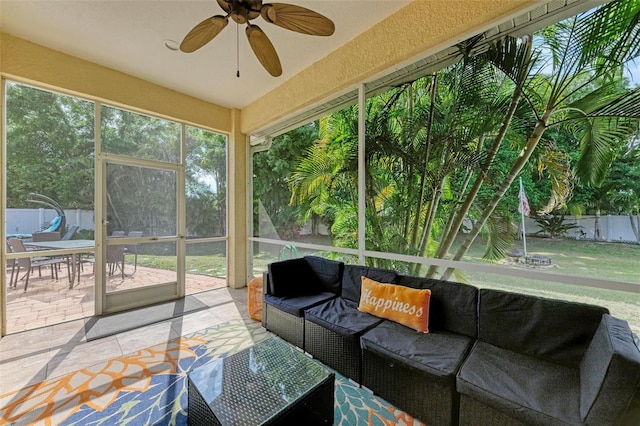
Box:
304 297 383 337
264 292 337 317
396 275 478 337
267 258 323 297
457 341 582 425
341 265 397 303
305 256 344 294
361 320 474 387
478 289 608 367
580 314 640 424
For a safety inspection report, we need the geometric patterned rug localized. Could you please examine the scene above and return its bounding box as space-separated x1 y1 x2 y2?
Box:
0 319 425 425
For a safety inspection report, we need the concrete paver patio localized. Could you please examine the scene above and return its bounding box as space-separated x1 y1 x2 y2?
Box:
5 260 226 334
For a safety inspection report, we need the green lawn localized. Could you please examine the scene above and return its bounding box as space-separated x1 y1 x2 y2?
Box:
459 237 640 283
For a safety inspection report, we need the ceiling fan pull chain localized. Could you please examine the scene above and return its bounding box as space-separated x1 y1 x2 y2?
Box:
236 22 240 78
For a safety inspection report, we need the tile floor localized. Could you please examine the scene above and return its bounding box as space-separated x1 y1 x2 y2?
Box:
0 287 251 395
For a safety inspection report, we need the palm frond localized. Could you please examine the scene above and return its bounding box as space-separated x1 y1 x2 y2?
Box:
536 147 573 214
575 0 640 71
289 143 335 205
558 81 630 122
482 214 517 262
374 184 395 212
483 35 534 85
587 88 640 119
530 1 640 110
575 118 636 186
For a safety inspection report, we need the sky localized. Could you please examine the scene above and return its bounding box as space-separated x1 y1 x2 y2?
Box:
624 60 640 86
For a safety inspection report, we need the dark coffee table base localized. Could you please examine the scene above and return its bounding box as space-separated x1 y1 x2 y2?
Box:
188 376 333 425
187 337 334 426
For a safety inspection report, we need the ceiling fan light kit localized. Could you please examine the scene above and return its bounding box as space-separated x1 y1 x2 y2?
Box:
179 0 335 77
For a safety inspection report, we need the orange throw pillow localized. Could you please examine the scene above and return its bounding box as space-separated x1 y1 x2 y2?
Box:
358 277 431 333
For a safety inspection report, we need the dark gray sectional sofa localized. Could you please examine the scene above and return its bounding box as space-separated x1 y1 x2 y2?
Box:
262 255 640 426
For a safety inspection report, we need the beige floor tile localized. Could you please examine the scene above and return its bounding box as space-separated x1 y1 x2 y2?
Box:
211 300 249 321
46 336 123 380
192 288 234 306
0 350 49 392
169 309 220 336
48 319 87 350
116 321 179 355
0 326 52 360
1 288 250 386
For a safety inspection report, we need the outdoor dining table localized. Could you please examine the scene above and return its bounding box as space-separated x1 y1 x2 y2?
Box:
23 239 95 288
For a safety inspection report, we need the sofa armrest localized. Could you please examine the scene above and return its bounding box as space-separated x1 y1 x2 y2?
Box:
580 314 640 425
267 257 322 297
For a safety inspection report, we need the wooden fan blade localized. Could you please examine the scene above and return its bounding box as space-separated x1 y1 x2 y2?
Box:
261 3 334 36
216 0 232 14
180 15 228 53
246 24 282 77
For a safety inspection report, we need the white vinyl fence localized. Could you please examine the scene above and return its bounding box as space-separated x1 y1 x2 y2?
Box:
523 215 640 243
5 209 94 235
6 209 638 243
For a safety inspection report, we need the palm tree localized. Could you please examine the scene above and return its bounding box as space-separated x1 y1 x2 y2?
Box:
289 56 509 272
438 0 640 280
287 0 640 277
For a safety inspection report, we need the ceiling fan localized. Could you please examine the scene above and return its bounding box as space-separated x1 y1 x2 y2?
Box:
180 0 335 77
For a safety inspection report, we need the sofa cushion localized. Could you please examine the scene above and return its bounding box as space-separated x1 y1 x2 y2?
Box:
580 314 640 424
457 341 582 425
305 256 344 294
341 265 397 303
268 258 323 297
396 275 478 337
478 289 608 367
361 320 473 387
358 277 431 333
305 297 383 337
264 292 337 317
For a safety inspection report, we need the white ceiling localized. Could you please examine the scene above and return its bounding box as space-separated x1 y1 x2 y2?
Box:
0 0 411 109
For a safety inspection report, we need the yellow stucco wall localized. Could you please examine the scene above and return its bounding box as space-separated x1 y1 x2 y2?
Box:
0 32 232 133
241 0 542 134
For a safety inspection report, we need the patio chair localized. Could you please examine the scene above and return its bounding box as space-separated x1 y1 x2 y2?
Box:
124 231 142 271
7 238 70 292
6 240 16 288
32 229 73 272
106 244 126 279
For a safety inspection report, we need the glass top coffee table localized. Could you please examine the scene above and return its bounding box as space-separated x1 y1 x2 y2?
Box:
187 337 335 426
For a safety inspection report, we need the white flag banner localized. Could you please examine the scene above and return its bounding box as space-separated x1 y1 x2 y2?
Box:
518 179 530 217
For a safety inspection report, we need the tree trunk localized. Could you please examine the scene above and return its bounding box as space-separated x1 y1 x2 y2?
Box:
439 112 550 281
426 81 525 278
435 136 485 264
410 74 438 252
594 209 602 240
